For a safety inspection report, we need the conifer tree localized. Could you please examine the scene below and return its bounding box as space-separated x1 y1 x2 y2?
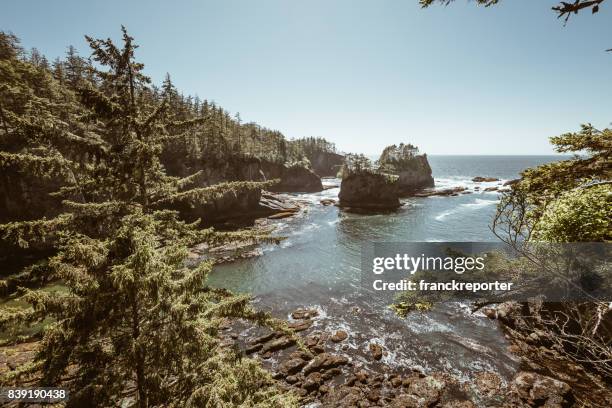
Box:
0 28 295 407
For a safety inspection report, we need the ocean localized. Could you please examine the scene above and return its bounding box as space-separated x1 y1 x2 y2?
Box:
209 155 566 383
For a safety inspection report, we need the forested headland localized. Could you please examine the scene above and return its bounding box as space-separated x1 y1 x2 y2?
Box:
0 27 343 407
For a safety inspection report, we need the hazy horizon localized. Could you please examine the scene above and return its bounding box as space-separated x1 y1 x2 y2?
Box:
2 0 611 155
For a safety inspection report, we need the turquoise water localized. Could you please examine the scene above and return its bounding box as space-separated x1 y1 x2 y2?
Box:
209 155 565 381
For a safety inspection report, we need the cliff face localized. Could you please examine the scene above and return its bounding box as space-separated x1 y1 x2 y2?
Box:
159 155 321 224
395 155 434 195
377 144 434 196
266 164 323 193
338 172 400 211
163 155 323 193
309 151 345 177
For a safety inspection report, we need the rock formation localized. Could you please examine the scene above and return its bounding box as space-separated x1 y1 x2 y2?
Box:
267 164 323 193
377 143 434 195
309 151 345 177
338 172 400 211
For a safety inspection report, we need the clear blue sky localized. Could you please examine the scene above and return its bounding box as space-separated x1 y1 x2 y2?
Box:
2 0 611 155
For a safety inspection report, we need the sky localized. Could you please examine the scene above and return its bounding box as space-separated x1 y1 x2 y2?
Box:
2 0 611 155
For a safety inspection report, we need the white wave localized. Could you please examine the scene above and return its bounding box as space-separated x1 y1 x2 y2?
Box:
434 210 456 221
461 199 498 208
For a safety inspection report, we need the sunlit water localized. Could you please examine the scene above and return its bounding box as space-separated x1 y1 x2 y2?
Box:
208 155 565 383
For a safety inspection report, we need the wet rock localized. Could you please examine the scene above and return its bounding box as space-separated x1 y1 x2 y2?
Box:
369 343 383 361
303 353 349 375
279 358 308 375
303 372 323 392
245 343 263 354
414 186 467 197
322 367 342 380
366 390 381 402
474 372 502 398
484 186 499 192
289 350 312 361
320 199 336 206
285 375 299 384
250 332 277 345
442 401 477 408
330 330 348 343
405 375 445 407
311 345 325 354
512 372 571 407
472 176 500 182
391 376 403 388
260 337 296 354
482 308 497 319
504 178 520 186
291 308 319 320
355 369 369 383
267 211 298 220
288 319 312 332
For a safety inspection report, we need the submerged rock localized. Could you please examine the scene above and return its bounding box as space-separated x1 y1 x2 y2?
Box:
472 176 500 182
414 186 467 197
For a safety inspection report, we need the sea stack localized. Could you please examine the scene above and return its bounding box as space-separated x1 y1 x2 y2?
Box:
377 143 434 195
338 172 401 210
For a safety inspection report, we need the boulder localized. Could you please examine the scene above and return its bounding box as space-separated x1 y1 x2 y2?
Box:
369 343 384 360
288 320 312 332
279 358 308 376
512 372 572 407
330 330 348 343
339 172 401 210
260 337 296 354
303 353 349 375
291 308 319 320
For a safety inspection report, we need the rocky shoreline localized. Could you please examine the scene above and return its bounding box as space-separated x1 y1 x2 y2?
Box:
212 304 594 408
3 303 606 407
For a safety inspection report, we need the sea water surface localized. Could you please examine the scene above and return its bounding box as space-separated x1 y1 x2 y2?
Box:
209 155 565 383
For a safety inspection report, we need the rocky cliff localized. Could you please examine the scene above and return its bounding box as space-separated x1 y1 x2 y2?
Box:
160 155 321 224
309 151 345 177
266 164 323 193
395 155 434 195
338 172 400 211
377 144 434 195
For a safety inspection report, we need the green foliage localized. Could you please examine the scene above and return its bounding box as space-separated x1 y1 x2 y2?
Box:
0 29 297 406
494 124 611 243
376 143 423 173
419 0 606 23
533 184 611 243
338 153 374 178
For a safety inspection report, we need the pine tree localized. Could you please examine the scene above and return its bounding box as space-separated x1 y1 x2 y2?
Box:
0 28 295 407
